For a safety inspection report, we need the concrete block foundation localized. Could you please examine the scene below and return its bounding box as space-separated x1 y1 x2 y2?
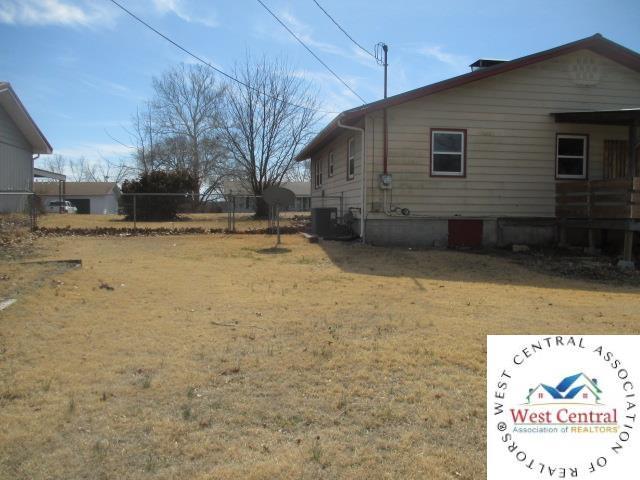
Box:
361 217 557 247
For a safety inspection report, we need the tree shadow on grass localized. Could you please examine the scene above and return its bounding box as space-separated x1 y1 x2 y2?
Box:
109 215 194 223
255 247 291 255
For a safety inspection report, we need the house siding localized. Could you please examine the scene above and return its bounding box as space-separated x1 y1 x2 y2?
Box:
365 49 640 219
310 127 363 218
0 104 33 213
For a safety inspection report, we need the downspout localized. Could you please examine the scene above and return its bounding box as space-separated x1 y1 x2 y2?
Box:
383 109 388 174
337 115 366 242
31 155 39 193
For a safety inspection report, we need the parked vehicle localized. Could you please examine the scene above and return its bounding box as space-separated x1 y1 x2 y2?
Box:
45 200 78 214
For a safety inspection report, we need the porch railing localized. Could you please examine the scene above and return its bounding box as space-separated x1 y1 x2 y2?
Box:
556 178 640 219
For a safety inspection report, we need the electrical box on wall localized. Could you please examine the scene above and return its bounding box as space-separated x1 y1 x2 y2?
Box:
379 173 392 189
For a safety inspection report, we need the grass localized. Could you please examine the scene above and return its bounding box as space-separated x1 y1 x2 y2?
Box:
36 212 307 232
0 233 639 479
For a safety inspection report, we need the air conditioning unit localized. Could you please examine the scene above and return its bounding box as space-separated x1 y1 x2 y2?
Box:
311 207 337 236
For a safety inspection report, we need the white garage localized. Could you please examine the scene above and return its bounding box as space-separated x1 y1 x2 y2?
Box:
34 182 121 214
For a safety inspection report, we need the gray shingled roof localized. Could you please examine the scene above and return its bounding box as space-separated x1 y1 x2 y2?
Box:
34 182 120 196
223 181 310 196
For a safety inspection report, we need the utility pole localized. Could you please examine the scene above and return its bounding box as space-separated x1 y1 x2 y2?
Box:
382 43 388 99
376 43 390 174
376 43 389 98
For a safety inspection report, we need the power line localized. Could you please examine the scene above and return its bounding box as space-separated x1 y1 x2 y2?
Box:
255 0 367 104
311 0 375 60
106 0 338 115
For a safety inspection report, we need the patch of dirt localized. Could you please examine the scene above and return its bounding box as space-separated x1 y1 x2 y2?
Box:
0 215 37 261
487 247 640 286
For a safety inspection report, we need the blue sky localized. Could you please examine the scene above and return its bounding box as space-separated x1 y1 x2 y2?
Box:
0 0 639 170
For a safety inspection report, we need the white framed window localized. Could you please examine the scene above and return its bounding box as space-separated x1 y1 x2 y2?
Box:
314 157 323 188
347 138 355 180
430 129 466 177
328 151 335 177
556 134 588 179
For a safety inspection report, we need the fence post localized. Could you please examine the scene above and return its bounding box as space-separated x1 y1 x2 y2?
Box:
30 194 36 231
232 196 236 232
276 204 281 245
133 194 137 232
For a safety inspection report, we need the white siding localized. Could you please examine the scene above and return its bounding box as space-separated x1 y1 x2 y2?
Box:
365 49 640 218
39 194 119 214
0 104 33 212
310 127 363 217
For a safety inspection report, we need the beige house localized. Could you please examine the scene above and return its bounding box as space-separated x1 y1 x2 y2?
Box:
296 34 640 253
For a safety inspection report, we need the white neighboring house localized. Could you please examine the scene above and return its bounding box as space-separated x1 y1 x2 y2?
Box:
34 182 121 214
0 82 53 213
223 181 311 212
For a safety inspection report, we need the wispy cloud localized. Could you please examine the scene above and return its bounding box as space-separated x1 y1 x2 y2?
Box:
293 69 370 113
257 9 377 70
0 0 218 29
152 0 218 28
0 0 116 28
77 74 144 101
51 142 133 161
414 44 471 71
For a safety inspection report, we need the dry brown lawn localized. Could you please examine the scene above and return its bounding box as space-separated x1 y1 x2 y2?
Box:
1 234 639 479
37 212 305 232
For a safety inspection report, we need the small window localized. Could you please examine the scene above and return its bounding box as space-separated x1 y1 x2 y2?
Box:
431 129 466 176
347 138 355 180
538 393 544 399
314 158 323 189
556 134 587 179
328 152 335 177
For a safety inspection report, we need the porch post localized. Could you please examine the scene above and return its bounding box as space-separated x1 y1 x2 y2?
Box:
587 229 598 255
629 121 638 178
618 230 635 269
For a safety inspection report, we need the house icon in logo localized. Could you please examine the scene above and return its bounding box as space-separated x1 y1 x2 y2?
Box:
526 373 602 405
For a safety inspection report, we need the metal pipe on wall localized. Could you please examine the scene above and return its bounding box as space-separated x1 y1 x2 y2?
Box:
337 116 366 242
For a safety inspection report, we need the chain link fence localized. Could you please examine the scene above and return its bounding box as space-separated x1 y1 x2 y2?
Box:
223 194 315 233
1 190 347 236
0 191 317 235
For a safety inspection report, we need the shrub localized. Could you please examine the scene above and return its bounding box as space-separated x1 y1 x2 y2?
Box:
120 170 197 221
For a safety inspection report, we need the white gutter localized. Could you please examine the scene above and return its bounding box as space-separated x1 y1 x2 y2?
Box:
337 116 366 242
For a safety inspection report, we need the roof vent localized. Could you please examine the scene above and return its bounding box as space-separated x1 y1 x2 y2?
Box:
469 59 507 71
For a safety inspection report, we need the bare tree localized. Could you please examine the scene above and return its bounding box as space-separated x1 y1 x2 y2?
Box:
42 154 67 174
221 56 318 217
39 154 134 184
149 64 228 203
130 104 161 174
87 155 136 183
68 157 93 182
284 159 310 183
